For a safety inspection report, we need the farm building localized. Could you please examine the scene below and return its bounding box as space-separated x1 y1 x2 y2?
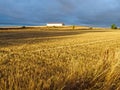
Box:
46 23 64 26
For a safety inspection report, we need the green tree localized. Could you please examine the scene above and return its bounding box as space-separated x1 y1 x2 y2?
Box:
111 24 117 29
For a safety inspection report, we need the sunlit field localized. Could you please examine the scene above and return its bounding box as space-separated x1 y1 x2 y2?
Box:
0 26 120 90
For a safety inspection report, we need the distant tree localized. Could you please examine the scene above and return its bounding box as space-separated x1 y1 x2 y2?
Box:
22 26 26 28
111 24 117 29
89 27 93 29
72 25 75 30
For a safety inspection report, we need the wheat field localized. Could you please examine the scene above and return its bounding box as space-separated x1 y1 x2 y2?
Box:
0 27 120 90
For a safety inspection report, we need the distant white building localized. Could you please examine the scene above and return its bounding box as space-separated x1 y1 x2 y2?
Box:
46 23 64 26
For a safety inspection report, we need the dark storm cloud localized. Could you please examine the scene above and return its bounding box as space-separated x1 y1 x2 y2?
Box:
0 0 120 26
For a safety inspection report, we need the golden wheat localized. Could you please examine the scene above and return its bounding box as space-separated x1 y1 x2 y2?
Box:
0 27 120 90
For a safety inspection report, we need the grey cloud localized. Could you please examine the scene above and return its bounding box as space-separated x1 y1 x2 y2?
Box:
0 0 120 26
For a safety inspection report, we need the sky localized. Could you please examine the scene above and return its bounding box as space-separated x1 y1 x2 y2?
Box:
0 0 120 27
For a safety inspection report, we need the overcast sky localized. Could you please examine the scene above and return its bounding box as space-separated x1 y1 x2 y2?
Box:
0 0 120 26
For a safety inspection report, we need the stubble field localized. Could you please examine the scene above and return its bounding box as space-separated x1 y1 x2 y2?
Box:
0 27 120 90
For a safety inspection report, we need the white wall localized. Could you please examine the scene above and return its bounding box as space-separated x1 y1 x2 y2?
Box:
47 23 64 26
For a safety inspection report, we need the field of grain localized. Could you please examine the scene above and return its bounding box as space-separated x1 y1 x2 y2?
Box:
0 27 120 90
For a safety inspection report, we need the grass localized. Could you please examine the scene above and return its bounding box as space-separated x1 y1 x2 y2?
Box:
0 27 120 90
